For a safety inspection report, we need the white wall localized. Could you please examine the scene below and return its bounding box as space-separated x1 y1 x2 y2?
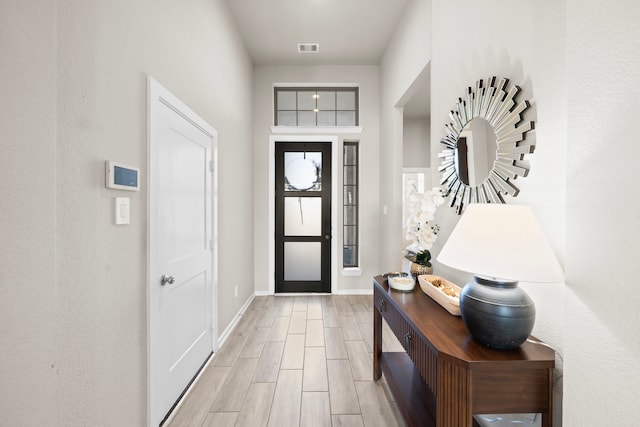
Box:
379 0 432 273
1 1 253 425
252 65 380 293
430 1 567 423
564 0 640 425
0 0 57 424
430 0 640 425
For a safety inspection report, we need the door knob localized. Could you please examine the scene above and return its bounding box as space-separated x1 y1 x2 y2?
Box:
160 275 175 286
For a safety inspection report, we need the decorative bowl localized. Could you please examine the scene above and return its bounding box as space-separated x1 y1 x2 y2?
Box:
417 275 461 316
383 271 407 278
385 272 415 292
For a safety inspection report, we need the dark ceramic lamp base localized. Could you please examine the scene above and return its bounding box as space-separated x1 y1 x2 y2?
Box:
460 276 535 350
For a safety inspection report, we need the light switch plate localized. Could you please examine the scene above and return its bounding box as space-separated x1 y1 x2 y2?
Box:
115 197 130 225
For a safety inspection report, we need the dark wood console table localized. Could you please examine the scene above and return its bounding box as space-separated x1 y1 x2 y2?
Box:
373 275 555 427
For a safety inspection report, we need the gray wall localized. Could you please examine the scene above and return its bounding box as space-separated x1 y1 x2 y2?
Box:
378 0 432 273
1 0 253 425
403 117 430 168
252 65 380 293
0 0 57 424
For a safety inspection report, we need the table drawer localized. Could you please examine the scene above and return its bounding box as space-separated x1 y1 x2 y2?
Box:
374 285 438 394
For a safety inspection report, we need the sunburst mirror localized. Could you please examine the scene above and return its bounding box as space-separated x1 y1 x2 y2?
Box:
438 77 535 214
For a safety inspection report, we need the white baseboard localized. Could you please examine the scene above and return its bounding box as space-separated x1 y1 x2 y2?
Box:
254 290 271 296
333 289 373 295
217 293 255 348
253 289 373 296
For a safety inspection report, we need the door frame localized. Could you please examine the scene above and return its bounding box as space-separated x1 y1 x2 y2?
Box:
268 134 338 294
147 76 219 426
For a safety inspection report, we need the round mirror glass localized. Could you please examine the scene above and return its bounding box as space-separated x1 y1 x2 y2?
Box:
455 118 497 187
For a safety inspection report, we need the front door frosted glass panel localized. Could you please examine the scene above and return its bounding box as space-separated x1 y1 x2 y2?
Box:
284 152 322 191
285 197 322 236
284 242 322 281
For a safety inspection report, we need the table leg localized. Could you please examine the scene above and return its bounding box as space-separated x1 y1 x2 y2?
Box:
373 303 382 380
542 367 553 427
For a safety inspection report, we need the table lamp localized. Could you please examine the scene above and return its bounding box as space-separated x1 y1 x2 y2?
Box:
437 204 564 349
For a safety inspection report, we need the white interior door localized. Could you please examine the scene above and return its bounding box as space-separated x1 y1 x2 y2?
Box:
148 77 217 427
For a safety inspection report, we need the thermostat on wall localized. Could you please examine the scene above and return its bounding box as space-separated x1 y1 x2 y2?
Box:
105 161 140 191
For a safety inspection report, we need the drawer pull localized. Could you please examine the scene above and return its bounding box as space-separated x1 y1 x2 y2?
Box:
404 332 412 348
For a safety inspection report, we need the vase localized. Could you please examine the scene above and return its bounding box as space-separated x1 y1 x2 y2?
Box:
410 262 433 279
459 276 535 349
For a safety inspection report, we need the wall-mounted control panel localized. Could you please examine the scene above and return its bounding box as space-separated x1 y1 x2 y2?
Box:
106 161 140 191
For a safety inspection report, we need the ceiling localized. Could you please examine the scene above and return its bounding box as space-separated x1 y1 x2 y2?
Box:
224 0 428 118
224 0 410 66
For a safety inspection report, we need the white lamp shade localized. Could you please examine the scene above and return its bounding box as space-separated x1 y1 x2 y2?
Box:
437 204 564 283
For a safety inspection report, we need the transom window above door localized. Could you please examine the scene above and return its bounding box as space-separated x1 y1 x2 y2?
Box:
274 87 359 127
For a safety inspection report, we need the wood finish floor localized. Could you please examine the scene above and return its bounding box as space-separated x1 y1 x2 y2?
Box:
166 294 406 427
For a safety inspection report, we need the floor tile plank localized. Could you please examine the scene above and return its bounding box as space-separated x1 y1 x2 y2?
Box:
239 327 270 359
321 295 336 308
382 321 404 352
358 322 374 353
327 359 361 415
275 298 293 316
267 370 303 427
322 306 340 328
280 333 305 369
332 414 365 427
267 316 290 342
324 327 348 360
340 315 363 341
303 347 328 392
210 357 258 412
288 311 307 334
166 366 231 427
352 303 370 324
253 340 285 383
211 332 248 367
345 340 371 381
300 392 331 427
237 308 260 332
305 319 325 347
307 296 324 320
201 411 239 427
292 296 308 311
335 296 354 316
355 380 402 427
235 382 276 427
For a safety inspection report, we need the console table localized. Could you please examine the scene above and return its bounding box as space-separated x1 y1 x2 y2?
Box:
373 275 555 427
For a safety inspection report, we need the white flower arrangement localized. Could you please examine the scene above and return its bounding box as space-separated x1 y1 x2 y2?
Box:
405 185 446 253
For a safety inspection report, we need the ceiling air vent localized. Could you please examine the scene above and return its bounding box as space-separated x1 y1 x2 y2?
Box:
297 43 320 54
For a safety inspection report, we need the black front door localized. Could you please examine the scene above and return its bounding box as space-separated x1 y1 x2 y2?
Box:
275 142 332 293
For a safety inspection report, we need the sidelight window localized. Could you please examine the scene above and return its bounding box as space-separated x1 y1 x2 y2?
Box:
343 142 359 267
